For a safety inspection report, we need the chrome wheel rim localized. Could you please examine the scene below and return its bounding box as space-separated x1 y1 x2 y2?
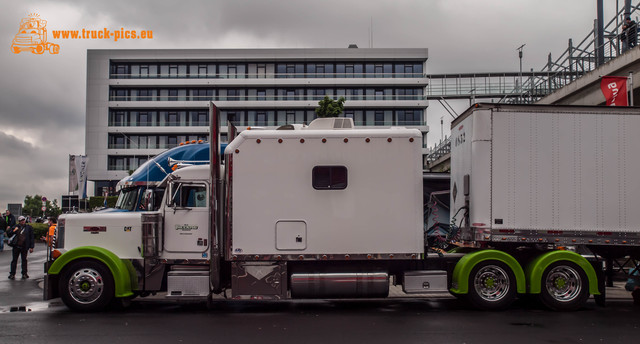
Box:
473 265 510 302
545 266 582 302
68 268 104 305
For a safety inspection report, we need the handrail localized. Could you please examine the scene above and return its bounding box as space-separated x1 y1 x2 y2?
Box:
511 2 640 104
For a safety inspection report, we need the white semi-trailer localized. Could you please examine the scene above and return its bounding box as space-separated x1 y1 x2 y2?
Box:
45 103 640 312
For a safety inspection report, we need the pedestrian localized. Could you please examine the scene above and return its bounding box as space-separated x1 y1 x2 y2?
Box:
0 214 6 252
626 17 637 49
4 209 16 233
8 216 35 280
621 24 628 51
41 217 56 247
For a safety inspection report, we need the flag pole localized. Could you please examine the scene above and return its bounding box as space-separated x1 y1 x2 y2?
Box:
629 72 634 106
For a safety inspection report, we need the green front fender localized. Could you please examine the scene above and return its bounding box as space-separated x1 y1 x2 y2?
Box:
450 249 526 295
525 250 600 295
48 246 135 298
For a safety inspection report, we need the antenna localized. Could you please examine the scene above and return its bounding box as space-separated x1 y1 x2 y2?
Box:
370 17 373 48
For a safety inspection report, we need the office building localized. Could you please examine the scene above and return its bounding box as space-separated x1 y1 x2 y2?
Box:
86 48 429 194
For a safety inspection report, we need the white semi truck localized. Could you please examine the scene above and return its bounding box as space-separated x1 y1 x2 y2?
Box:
45 103 640 311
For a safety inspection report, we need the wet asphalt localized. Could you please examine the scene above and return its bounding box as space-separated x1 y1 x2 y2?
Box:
0 243 639 344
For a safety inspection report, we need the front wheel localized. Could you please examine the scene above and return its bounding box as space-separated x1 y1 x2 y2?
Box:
59 260 114 312
539 261 589 311
466 260 517 310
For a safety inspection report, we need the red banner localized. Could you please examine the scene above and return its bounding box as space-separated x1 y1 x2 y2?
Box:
601 76 628 106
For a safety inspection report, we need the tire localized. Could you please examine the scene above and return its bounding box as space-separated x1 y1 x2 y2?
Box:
539 261 589 311
11 45 20 54
35 44 45 54
466 260 517 310
58 260 114 312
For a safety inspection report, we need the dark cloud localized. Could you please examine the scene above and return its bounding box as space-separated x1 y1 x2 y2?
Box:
0 0 617 208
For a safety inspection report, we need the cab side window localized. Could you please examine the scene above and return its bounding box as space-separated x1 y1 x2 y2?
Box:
170 183 207 207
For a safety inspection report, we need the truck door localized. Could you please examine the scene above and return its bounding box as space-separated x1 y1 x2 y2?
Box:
163 181 210 255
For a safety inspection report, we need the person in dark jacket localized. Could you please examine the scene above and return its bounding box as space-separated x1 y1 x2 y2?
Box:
3 210 16 253
0 215 6 252
4 209 16 232
8 216 35 279
626 17 637 49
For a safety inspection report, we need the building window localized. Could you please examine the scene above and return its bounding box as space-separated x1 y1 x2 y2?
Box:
112 89 128 101
169 65 178 78
190 111 208 126
138 112 151 126
257 89 266 101
285 111 294 124
344 64 354 77
257 64 266 78
255 112 267 126
137 89 154 101
312 166 348 190
191 89 213 101
198 65 208 78
167 112 178 126
110 111 126 126
228 65 237 78
397 110 422 125
375 111 384 125
228 89 239 101
112 64 129 78
168 89 178 101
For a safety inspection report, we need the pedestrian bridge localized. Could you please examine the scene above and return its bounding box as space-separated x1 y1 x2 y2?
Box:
425 1 640 171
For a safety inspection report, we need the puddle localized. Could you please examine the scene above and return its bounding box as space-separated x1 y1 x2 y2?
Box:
0 301 62 313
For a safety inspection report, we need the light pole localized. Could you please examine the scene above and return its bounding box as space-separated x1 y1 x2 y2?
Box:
517 44 526 101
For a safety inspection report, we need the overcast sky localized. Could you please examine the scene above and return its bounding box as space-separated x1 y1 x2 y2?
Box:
0 0 619 210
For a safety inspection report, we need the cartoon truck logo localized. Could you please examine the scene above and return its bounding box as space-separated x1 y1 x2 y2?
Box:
11 14 60 55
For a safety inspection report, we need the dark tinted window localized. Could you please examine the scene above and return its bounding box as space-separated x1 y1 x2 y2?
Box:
312 166 347 190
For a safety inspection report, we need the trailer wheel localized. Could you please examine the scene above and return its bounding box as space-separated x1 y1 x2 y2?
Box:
59 260 114 312
539 261 589 311
466 260 516 310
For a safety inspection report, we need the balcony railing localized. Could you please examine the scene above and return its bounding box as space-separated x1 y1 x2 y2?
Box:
108 94 427 102
108 120 425 128
110 72 427 79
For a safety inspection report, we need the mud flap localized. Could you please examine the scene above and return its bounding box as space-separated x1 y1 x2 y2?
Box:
591 259 606 307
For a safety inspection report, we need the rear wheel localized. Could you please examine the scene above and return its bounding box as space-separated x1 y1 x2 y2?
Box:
539 261 589 311
59 260 114 312
466 260 516 310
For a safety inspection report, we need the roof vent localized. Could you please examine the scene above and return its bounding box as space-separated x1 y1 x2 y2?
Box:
307 117 354 130
348 44 358 49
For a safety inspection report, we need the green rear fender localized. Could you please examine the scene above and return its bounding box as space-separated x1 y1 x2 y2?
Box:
525 250 599 295
450 249 526 295
48 246 135 298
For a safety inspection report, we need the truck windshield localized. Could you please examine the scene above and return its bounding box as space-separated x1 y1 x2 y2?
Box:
115 187 140 211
